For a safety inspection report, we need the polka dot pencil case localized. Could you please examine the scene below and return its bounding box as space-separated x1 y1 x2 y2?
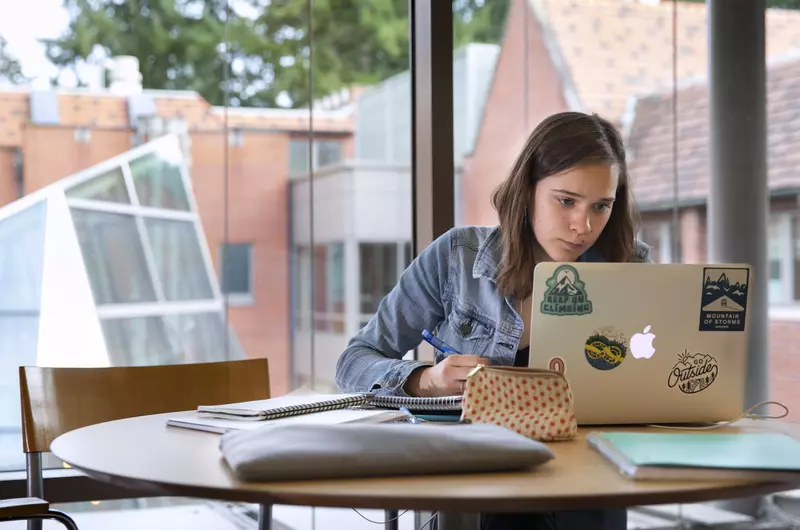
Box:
461 365 578 442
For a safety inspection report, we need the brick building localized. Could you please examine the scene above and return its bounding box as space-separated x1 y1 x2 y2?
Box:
0 81 353 397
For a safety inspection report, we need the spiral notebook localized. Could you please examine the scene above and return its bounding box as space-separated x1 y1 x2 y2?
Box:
197 393 371 421
369 394 463 412
196 391 463 421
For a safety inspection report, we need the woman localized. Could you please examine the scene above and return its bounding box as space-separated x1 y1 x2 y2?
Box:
335 111 652 530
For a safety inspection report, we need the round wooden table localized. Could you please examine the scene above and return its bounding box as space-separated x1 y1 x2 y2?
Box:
50 413 800 530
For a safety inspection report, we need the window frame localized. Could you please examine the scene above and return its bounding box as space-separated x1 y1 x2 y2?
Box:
62 135 225 325
357 241 410 325
768 211 797 307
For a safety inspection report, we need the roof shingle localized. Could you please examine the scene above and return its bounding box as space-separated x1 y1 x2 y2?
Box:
627 53 800 209
533 0 800 122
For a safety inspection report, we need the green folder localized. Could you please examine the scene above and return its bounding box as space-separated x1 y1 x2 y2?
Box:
587 431 800 481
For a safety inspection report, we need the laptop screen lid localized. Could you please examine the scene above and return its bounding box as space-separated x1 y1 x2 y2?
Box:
528 262 751 426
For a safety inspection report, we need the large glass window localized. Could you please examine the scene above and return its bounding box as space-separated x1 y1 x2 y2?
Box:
14 0 800 528
71 209 157 305
66 168 130 204
289 138 344 176
0 203 46 471
129 151 191 211
146 218 214 301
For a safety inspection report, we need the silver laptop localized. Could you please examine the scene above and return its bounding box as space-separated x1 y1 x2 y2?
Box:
528 262 751 425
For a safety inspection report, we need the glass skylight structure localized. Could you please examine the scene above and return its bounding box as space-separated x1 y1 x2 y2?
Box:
0 134 243 432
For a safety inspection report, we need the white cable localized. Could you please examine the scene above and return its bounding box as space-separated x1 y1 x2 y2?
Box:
351 508 409 524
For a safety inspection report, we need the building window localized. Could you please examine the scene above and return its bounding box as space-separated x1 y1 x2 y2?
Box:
359 242 410 327
770 213 795 305
761 212 800 307
317 140 343 167
228 129 244 147
637 219 673 263
289 139 309 176
293 243 345 333
220 243 253 304
288 138 343 176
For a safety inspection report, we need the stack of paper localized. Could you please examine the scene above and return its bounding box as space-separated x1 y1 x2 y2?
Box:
168 408 408 434
166 389 409 434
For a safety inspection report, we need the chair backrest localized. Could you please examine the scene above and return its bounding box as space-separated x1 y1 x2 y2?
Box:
19 358 270 453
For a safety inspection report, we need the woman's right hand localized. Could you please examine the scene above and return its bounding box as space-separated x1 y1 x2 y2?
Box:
405 355 491 397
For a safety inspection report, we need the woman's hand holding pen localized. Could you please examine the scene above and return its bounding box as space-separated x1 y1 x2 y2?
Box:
412 354 491 397
403 329 490 397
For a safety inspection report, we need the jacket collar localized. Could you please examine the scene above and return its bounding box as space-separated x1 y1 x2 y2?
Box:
472 226 504 281
472 226 604 282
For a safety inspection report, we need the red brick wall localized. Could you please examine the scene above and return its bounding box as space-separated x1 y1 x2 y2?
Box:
680 208 706 263
190 131 291 396
770 320 800 421
0 148 19 206
58 95 129 128
22 127 132 192
0 92 30 148
460 0 570 226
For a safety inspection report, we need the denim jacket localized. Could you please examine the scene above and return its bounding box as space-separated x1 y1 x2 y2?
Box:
335 225 652 396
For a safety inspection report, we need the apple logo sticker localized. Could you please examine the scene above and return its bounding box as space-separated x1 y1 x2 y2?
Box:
630 325 656 359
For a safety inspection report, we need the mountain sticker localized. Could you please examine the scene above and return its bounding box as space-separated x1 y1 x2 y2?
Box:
540 265 593 316
699 267 749 332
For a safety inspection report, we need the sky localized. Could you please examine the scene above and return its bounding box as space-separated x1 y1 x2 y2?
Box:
0 0 70 86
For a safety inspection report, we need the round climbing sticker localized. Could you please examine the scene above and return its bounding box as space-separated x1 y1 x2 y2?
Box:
584 326 627 371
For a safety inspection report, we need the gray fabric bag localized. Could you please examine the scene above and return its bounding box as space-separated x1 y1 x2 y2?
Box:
219 422 555 482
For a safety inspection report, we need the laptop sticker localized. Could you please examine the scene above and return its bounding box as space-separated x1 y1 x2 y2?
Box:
584 326 627 370
540 265 593 316
668 349 719 394
629 325 656 359
548 357 566 375
699 267 749 332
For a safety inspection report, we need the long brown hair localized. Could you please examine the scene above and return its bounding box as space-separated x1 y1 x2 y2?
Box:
491 111 639 300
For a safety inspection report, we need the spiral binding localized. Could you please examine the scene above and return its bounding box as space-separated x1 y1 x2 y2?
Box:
199 394 371 420
368 395 463 411
255 394 372 420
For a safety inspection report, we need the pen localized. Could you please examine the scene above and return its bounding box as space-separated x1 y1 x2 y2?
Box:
399 406 426 424
422 329 461 355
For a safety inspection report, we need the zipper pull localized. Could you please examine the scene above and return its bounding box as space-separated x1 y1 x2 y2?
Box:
467 364 485 379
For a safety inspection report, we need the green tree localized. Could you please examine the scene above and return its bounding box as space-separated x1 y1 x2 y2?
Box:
0 36 29 85
43 0 510 108
453 0 510 46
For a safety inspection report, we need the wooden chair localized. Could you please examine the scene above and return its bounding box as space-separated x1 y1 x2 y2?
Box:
2 358 271 530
